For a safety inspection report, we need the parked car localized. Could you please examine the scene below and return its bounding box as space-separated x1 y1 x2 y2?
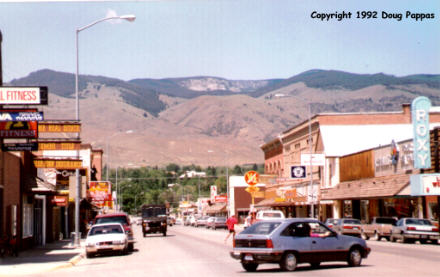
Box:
361 217 397 241
207 216 227 230
85 223 128 258
333 218 362 237
390 217 439 244
324 218 338 229
206 217 215 228
195 216 210 227
175 218 183 225
230 218 371 272
256 210 285 221
94 212 135 251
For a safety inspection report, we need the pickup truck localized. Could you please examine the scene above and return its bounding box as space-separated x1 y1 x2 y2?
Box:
361 217 397 241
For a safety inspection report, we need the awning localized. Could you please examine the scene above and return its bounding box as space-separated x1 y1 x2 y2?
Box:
205 203 226 214
321 173 410 200
254 196 308 207
32 177 56 192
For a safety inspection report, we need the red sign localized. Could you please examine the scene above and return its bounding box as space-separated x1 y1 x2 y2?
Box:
88 181 113 208
214 194 227 203
0 121 38 138
51 196 67 207
244 171 259 186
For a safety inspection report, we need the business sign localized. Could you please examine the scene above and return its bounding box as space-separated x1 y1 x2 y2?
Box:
88 181 113 208
0 121 38 138
210 185 217 202
1 142 38 151
244 171 260 186
51 196 68 207
33 159 83 169
411 97 431 169
38 141 81 151
410 174 440 196
214 194 227 203
38 122 81 133
0 86 48 105
0 110 43 121
290 165 306 179
301 153 325 166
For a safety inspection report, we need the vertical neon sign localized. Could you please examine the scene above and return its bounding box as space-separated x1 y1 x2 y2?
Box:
411 96 431 169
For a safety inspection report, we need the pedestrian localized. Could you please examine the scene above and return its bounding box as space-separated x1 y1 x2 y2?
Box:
225 214 238 243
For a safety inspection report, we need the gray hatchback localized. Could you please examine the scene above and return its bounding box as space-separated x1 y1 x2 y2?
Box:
230 218 371 272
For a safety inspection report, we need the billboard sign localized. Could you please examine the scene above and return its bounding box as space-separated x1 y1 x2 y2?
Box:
88 181 113 208
411 96 431 169
38 141 81 151
0 121 38 138
0 86 48 105
210 185 217 201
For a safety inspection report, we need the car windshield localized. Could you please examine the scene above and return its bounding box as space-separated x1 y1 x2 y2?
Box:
95 216 128 225
89 225 123 236
406 218 432 225
216 217 226 222
142 207 167 217
241 222 281 235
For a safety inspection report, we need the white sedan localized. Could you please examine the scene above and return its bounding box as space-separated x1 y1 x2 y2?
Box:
85 223 128 258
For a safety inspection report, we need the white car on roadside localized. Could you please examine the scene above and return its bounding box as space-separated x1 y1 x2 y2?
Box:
85 223 128 258
256 210 285 221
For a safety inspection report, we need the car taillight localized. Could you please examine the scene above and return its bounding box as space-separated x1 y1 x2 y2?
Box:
328 224 333 228
432 227 439 232
233 239 236 248
266 239 273 248
343 225 353 229
407 226 417 231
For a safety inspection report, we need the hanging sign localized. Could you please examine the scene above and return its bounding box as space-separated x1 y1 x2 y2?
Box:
0 110 43 121
0 121 38 138
411 97 431 169
38 122 81 133
33 159 83 169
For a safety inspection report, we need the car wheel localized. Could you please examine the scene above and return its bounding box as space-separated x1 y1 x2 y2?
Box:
163 232 167 237
143 233 146 237
280 252 298 271
128 243 134 251
86 252 94 258
390 235 396 242
420 239 429 244
242 263 258 272
310 262 320 268
347 248 362 267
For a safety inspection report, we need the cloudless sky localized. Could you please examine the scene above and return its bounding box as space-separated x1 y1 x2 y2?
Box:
0 0 439 82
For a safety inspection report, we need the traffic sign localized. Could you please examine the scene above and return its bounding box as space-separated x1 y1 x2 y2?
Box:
290 166 306 179
245 186 260 193
244 171 259 186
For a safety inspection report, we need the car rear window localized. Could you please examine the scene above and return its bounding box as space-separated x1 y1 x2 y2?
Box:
375 218 397 224
406 218 432 225
241 222 281 235
89 225 123 235
262 212 282 218
96 216 128 225
343 219 361 225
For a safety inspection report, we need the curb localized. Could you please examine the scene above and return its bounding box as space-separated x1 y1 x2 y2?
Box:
49 252 84 272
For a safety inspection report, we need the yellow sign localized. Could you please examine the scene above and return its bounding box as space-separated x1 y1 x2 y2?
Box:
34 159 83 169
38 142 81 151
38 123 81 133
245 186 260 193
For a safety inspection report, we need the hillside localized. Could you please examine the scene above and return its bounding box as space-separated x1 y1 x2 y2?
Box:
8 69 440 167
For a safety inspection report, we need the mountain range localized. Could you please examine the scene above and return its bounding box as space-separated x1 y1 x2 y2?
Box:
8 69 440 168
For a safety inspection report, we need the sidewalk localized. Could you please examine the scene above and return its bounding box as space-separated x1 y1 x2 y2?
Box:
0 239 84 276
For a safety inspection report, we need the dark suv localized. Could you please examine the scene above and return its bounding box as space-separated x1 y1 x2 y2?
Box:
94 212 135 251
141 204 168 237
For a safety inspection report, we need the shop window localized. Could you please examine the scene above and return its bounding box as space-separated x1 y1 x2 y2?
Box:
22 203 34 238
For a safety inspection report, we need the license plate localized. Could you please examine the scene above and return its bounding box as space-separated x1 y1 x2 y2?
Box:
421 235 427 239
353 227 359 230
244 254 254 261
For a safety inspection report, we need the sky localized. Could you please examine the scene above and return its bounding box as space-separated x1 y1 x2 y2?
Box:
0 0 439 82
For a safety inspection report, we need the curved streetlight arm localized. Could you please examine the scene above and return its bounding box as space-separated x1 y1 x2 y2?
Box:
77 15 136 32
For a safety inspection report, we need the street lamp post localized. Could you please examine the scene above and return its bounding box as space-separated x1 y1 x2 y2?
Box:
74 14 135 246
